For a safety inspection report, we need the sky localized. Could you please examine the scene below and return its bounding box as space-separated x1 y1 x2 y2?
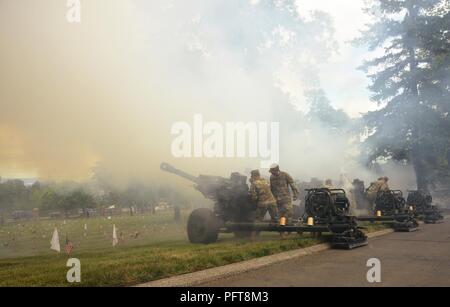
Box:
295 0 379 117
0 0 389 183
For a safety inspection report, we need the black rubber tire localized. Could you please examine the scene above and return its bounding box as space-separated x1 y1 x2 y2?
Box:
187 208 221 244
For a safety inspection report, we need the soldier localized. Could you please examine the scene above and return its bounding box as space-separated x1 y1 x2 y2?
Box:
323 179 334 190
249 170 278 222
382 177 390 190
269 164 299 223
366 177 390 209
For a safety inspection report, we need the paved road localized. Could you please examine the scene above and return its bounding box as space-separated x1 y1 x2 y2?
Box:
202 219 450 287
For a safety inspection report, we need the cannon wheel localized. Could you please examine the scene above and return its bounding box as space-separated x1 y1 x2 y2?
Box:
187 208 221 244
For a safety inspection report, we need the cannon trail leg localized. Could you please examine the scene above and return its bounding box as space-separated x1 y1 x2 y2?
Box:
331 228 368 250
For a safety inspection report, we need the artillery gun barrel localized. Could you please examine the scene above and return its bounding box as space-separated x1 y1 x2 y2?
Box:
160 162 199 184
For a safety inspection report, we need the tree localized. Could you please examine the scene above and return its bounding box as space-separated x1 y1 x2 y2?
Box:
305 89 351 132
356 0 450 190
0 180 33 211
61 190 96 216
35 187 62 211
417 1 450 187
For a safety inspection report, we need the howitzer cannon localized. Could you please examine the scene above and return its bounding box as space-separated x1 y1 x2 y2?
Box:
161 163 368 249
160 162 255 243
160 162 253 223
304 189 351 223
357 190 419 232
303 188 367 249
406 190 443 224
375 190 407 215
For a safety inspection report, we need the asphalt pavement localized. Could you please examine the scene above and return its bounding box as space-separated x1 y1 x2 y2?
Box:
201 218 450 287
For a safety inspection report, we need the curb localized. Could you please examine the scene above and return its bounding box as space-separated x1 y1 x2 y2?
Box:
135 228 394 287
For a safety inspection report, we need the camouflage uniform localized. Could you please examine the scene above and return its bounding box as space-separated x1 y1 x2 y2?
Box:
270 171 299 221
323 179 334 190
366 178 390 209
249 177 278 222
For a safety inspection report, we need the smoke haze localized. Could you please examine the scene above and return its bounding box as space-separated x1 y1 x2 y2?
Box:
0 0 417 191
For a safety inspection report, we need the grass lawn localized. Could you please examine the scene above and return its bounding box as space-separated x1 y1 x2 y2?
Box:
0 211 387 287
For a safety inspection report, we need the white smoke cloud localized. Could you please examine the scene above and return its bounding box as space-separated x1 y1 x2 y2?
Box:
0 0 407 191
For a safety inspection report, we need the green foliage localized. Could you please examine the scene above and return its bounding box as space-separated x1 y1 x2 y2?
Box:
35 187 62 211
0 180 32 211
61 190 96 212
306 89 351 131
356 0 450 189
0 167 194 212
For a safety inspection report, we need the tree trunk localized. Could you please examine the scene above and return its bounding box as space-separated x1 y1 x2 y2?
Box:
406 3 429 191
411 145 430 191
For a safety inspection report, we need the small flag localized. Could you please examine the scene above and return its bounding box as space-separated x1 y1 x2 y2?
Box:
65 234 74 256
133 231 140 239
50 228 60 253
112 224 118 247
